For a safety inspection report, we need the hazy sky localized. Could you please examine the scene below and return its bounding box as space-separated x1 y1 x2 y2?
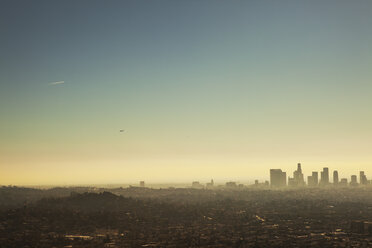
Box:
1 0 372 185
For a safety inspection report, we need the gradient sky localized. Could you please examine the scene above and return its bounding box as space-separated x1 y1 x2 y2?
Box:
1 0 372 185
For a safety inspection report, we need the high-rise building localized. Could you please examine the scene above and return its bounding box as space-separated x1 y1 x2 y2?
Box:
270 169 286 187
308 171 319 187
320 167 329 185
333 171 339 185
288 163 305 187
312 172 319 185
360 171 368 185
140 181 145 187
288 177 296 187
307 175 314 187
350 175 358 186
295 163 305 186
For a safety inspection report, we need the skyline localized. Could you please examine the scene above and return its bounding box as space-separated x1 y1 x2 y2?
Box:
2 162 371 187
1 0 372 185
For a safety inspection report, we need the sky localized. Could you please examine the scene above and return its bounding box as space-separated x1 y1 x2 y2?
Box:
1 0 372 185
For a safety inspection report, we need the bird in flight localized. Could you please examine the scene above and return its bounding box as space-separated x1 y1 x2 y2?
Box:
120 129 125 132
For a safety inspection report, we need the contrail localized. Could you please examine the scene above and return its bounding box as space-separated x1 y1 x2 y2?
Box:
49 81 65 85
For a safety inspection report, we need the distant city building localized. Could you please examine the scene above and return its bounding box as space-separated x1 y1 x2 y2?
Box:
225 181 237 188
254 180 269 187
350 175 358 186
295 163 305 185
307 176 313 186
333 171 339 185
288 163 305 187
270 169 286 187
307 173 318 187
340 178 348 187
288 177 296 187
140 181 145 187
206 179 214 189
360 171 368 185
269 165 370 188
320 167 329 185
311 171 319 186
313 172 319 184
192 181 203 189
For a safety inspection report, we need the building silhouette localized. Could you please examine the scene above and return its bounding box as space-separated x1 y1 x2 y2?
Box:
333 170 339 185
350 175 358 186
192 181 203 189
308 171 319 187
340 178 348 186
206 179 214 189
320 167 329 185
270 169 286 187
289 163 305 187
226 181 237 188
268 165 369 188
360 171 368 185
312 172 319 185
307 176 313 186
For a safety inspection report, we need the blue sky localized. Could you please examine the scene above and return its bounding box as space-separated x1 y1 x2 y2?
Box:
1 0 372 185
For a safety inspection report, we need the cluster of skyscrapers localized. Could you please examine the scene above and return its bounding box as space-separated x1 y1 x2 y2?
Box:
270 163 369 187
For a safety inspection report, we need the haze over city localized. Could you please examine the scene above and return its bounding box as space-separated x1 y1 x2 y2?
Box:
1 0 372 186
3 1 372 247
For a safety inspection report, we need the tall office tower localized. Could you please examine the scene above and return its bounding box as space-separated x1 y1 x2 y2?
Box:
281 171 287 186
333 170 339 185
350 175 358 186
312 172 319 185
289 163 305 187
270 169 287 187
360 171 368 185
288 177 296 187
307 175 315 187
294 163 305 186
307 175 312 186
320 167 329 185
